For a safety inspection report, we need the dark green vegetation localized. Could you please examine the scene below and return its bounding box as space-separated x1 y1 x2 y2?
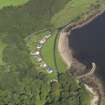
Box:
0 70 91 105
0 0 104 104
0 40 6 65
44 72 91 105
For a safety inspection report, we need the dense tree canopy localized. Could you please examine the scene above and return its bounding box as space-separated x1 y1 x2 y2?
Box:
44 72 91 105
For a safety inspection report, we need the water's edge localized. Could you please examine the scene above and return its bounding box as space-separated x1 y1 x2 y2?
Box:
58 9 105 105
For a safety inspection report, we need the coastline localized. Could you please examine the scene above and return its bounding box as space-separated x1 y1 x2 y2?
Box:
85 84 99 105
61 7 105 33
58 31 72 68
58 31 101 105
58 9 105 105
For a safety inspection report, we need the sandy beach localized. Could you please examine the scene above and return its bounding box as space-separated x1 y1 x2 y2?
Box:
58 31 72 68
58 31 87 71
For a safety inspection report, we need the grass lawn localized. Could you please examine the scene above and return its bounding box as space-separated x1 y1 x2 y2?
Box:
41 31 66 73
0 40 7 65
51 0 105 28
0 0 29 9
41 32 56 70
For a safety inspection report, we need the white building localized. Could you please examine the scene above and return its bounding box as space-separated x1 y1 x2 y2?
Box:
45 34 51 39
47 67 53 73
37 57 42 62
30 51 40 56
39 39 46 44
50 79 58 82
40 62 47 68
37 44 42 49
35 51 40 55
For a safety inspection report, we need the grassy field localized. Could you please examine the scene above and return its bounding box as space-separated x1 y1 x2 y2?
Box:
41 32 56 70
0 0 29 9
26 31 57 79
51 0 105 28
41 31 66 73
0 40 6 65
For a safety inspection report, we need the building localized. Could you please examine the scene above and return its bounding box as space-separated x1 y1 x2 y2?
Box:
37 57 42 62
45 34 51 39
47 67 53 73
39 39 46 44
40 62 47 68
37 43 42 49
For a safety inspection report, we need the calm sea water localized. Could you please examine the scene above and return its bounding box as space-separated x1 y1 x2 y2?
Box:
69 12 105 82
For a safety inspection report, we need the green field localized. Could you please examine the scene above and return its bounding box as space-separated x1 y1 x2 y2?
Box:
41 32 56 71
41 31 66 73
51 0 105 28
0 0 29 9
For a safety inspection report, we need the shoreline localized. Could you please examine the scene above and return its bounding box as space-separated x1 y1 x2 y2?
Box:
85 84 99 105
58 9 105 105
58 31 101 105
62 7 105 33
